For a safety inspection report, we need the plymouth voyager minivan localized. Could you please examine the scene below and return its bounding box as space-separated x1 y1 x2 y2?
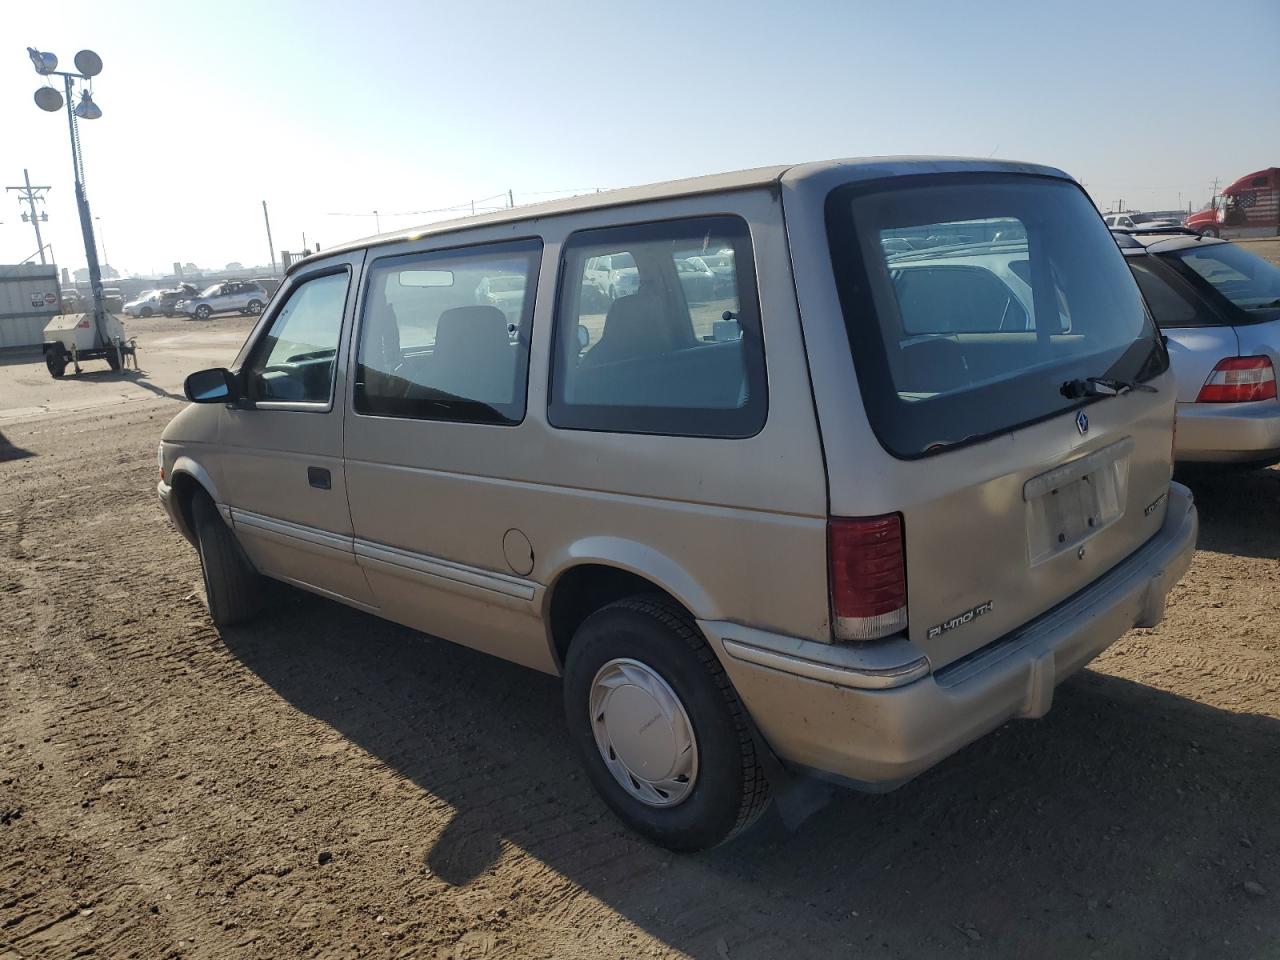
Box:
159 158 1198 850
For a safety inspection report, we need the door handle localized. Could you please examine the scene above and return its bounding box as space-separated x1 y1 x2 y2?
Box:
307 466 332 490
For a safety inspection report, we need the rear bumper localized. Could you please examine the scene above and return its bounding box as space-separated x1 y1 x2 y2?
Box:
1175 400 1280 464
702 482 1198 787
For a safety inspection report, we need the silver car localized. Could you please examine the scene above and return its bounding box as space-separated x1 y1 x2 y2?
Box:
1118 231 1280 466
176 280 268 320
159 158 1197 850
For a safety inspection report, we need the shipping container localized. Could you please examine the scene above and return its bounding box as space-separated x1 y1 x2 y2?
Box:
0 265 62 350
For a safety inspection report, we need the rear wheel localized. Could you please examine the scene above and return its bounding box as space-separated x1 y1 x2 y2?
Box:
192 493 264 628
105 349 121 372
195 304 212 320
141 306 154 318
44 348 66 379
562 596 770 851
246 299 263 315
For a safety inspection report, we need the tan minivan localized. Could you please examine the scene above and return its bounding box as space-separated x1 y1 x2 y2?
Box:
159 158 1198 850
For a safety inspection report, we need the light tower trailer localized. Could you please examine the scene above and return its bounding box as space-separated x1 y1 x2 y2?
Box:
42 308 137 377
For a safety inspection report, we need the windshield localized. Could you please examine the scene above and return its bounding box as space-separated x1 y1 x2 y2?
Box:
487 276 524 293
826 174 1166 458
200 284 220 297
1165 242 1280 311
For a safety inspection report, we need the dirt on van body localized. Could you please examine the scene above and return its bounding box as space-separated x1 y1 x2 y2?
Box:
1 350 1279 959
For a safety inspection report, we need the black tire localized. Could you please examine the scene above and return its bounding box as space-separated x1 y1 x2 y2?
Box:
246 299 263 315
45 348 66 379
141 306 154 318
562 595 770 851
195 304 212 320
105 349 121 372
192 493 264 628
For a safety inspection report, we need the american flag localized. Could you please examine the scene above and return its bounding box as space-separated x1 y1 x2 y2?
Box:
1232 187 1278 220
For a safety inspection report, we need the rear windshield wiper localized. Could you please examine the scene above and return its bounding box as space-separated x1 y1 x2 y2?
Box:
1060 376 1158 399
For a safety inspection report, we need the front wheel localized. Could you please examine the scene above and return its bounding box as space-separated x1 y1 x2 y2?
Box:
192 493 265 628
141 306 154 318
195 304 212 320
246 299 263 315
45 348 66 379
562 596 770 851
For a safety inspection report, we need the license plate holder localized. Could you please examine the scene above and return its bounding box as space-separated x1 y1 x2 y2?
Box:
1024 438 1133 565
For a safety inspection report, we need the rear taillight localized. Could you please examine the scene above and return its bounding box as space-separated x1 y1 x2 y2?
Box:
829 514 907 642
1196 356 1277 403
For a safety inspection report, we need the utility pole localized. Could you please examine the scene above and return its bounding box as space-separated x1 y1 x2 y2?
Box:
6 169 51 264
262 200 276 273
373 210 381 233
508 189 514 209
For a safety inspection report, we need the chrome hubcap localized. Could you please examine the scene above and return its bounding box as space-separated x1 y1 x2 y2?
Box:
589 658 698 807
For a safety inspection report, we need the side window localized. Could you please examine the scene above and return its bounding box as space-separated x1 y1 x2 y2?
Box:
1128 260 1204 327
549 215 766 438
245 270 350 404
354 238 541 424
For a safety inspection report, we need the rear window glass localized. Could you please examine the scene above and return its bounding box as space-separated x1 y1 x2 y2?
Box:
1165 243 1280 313
826 175 1166 458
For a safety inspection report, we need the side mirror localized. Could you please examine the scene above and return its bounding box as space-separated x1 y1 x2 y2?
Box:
577 324 591 351
184 367 237 403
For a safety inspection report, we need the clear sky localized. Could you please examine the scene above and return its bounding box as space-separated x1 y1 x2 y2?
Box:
3 0 1278 277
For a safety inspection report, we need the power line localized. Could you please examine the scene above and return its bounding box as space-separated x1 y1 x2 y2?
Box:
324 186 608 222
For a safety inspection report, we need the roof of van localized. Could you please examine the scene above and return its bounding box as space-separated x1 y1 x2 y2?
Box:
298 157 1074 272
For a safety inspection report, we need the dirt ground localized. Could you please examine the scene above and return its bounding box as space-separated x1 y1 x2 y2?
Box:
1 314 1278 960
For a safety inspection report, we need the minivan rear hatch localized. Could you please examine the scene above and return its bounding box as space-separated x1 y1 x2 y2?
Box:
824 173 1174 670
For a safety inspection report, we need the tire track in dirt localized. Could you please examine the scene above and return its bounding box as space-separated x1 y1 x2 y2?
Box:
2 398 1279 959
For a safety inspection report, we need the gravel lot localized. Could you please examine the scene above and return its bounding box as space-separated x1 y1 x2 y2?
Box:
1 313 1277 960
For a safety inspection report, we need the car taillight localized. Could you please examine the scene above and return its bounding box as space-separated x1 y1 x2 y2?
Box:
1196 356 1277 403
829 514 907 642
76 317 90 329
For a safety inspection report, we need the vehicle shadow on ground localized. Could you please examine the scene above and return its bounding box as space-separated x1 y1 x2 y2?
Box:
1181 465 1280 560
0 428 35 462
221 593 1280 959
56 367 185 402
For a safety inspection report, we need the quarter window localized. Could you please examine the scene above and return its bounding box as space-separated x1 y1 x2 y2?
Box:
354 239 541 424
549 216 766 438
1128 259 1203 327
245 270 350 405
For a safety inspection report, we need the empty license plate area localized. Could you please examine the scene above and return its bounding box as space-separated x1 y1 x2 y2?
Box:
1024 438 1133 565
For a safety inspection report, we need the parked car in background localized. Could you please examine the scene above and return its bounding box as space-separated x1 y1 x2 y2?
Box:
161 158 1196 851
124 291 164 318
175 280 269 320
676 257 717 303
1103 212 1181 230
157 285 202 316
476 274 527 326
1115 229 1280 467
585 252 637 301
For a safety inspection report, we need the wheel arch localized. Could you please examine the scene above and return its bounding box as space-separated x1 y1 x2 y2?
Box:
542 538 718 670
168 457 221 544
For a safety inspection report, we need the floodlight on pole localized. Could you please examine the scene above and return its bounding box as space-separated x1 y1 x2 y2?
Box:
25 46 108 342
74 91 102 120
